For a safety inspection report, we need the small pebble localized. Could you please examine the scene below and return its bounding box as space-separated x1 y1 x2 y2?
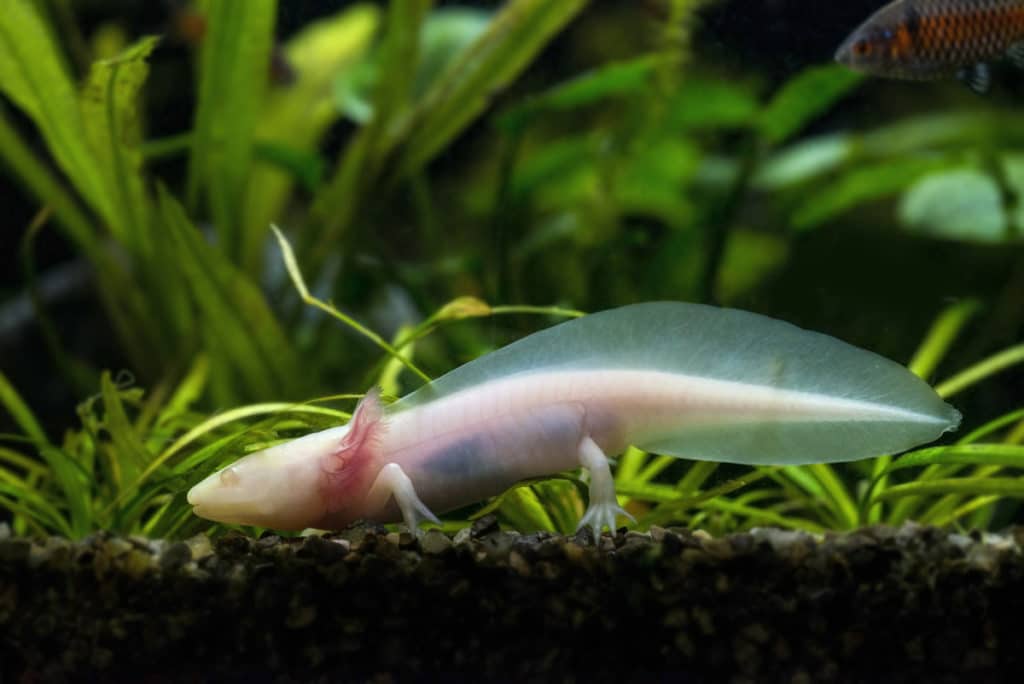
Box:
420 530 453 556
159 542 192 572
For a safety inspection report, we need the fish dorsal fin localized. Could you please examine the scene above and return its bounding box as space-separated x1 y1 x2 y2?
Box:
957 62 991 94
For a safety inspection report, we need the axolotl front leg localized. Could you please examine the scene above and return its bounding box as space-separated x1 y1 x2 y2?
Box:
363 463 441 531
366 402 634 534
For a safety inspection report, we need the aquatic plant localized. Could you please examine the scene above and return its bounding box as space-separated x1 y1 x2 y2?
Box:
1 0 1022 538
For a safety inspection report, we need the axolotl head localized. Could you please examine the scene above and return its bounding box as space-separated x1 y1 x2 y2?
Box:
187 393 385 530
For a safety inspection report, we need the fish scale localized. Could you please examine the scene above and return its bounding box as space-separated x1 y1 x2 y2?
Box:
837 0 1024 85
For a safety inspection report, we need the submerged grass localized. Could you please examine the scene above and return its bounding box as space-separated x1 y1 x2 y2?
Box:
0 0 1022 538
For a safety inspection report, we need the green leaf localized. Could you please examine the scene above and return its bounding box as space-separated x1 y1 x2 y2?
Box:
758 64 862 145
907 300 982 380
714 230 788 304
886 444 1024 473
310 0 431 264
701 498 827 533
187 0 278 266
416 7 492 97
936 344 1024 398
666 77 759 131
0 369 49 446
0 0 116 226
497 485 558 532
253 142 326 192
756 134 853 189
873 477 1024 503
245 4 379 251
900 168 1012 243
99 371 152 490
397 0 589 174
791 157 948 231
499 55 664 132
79 35 160 248
157 187 301 401
154 356 210 430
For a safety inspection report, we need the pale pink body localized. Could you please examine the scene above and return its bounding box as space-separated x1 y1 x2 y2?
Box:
314 368 927 528
187 301 959 534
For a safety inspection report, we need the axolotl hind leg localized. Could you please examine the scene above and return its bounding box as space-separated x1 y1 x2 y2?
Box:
577 436 635 534
365 462 441 535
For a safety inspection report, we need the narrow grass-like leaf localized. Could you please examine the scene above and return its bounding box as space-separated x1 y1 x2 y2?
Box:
908 300 982 380
271 224 431 383
159 190 301 400
867 300 980 522
0 446 48 478
0 110 98 254
154 356 210 431
397 0 588 174
614 446 649 484
0 0 116 226
79 35 159 247
873 477 1024 503
497 486 558 532
885 444 1024 473
936 344 1024 398
498 55 663 132
0 111 163 377
758 65 862 145
99 371 151 489
805 463 858 528
38 444 92 538
0 488 65 537
792 157 950 231
378 326 417 398
618 469 774 511
188 0 277 265
0 370 49 446
771 467 846 529
310 0 430 264
701 498 827 533
244 4 379 245
959 408 1024 444
392 300 582 353
674 460 719 494
635 455 678 485
0 479 72 537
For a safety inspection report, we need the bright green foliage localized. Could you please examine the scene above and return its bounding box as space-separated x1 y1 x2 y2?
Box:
0 0 1022 538
188 0 278 270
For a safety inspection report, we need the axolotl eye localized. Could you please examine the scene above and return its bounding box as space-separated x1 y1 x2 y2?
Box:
219 466 240 487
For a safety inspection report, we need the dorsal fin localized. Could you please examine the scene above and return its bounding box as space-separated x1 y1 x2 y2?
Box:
393 302 954 423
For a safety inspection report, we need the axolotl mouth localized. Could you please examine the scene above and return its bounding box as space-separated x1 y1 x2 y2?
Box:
188 465 259 525
187 424 353 530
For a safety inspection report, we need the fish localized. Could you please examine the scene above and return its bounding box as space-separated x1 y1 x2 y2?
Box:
187 302 961 534
835 0 1024 93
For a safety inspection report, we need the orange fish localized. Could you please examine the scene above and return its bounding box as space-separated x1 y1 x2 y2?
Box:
836 0 1024 92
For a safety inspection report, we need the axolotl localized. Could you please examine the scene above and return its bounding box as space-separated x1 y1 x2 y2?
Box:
187 302 960 533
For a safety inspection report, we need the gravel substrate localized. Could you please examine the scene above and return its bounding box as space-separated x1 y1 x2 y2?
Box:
2 518 1023 682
